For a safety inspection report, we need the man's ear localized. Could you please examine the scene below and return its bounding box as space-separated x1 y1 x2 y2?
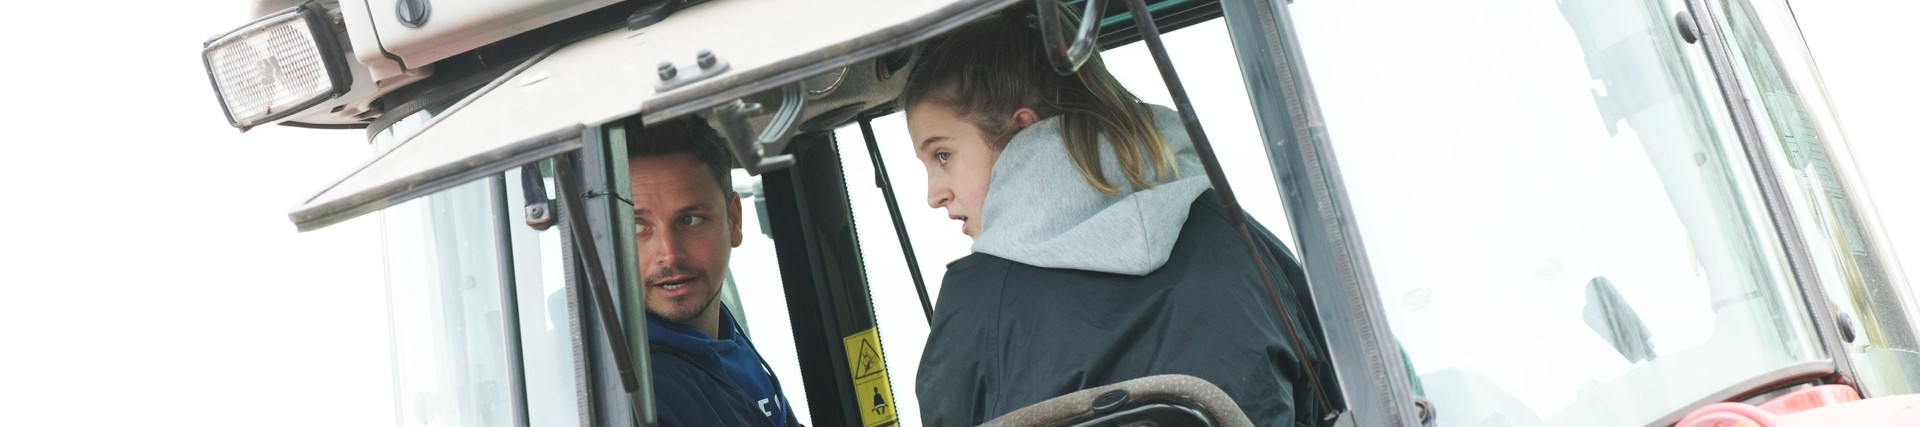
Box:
1010 108 1040 130
728 191 745 248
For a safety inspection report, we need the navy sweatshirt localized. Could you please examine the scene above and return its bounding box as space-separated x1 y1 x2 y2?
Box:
648 305 800 427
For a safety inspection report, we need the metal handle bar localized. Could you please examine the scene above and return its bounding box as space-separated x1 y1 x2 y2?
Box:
1037 0 1106 75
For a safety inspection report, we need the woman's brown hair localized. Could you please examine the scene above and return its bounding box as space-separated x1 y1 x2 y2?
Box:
901 6 1172 196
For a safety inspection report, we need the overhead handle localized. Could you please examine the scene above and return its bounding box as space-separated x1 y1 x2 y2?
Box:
1037 0 1106 75
712 82 807 175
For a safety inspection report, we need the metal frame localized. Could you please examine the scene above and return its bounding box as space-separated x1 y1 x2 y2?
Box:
585 120 653 404
490 175 535 427
558 208 631 427
292 42 577 231
640 0 1019 124
1216 0 1419 425
556 125 654 426
1684 0 1859 386
763 133 896 427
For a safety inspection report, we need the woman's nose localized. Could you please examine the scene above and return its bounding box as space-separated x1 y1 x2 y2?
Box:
926 180 950 209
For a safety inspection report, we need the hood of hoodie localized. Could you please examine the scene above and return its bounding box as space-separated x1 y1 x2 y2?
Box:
971 104 1211 276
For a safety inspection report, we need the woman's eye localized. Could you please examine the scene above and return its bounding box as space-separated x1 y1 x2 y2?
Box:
936 152 951 164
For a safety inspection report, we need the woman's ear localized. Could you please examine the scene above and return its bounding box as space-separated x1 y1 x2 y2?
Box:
1010 108 1040 130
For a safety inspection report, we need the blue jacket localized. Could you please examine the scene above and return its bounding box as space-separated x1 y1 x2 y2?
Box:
649 305 801 427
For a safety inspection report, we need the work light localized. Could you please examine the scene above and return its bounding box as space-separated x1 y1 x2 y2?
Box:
203 3 350 130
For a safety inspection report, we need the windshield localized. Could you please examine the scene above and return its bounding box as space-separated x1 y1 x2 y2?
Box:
1285 0 1826 424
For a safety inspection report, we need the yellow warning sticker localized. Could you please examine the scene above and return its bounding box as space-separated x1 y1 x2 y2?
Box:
843 328 896 427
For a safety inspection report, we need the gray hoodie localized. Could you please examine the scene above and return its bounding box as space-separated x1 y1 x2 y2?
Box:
972 104 1211 276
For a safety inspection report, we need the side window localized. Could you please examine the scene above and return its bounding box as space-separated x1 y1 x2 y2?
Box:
835 17 1290 426
381 178 516 427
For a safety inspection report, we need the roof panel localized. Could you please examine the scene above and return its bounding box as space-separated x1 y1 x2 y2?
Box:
290 0 1018 231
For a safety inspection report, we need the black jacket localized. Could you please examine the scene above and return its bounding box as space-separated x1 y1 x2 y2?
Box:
916 191 1340 426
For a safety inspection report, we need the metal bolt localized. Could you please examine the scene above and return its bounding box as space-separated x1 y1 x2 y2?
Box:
1675 11 1699 44
1838 311 1858 343
657 61 678 81
697 49 717 70
528 205 546 219
1414 398 1438 425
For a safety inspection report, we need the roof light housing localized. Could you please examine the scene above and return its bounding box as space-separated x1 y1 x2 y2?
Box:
203 3 352 130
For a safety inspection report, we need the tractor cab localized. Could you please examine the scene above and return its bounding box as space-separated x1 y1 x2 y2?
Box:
201 0 1920 425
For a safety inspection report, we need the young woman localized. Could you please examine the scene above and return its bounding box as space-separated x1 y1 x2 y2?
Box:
903 8 1339 427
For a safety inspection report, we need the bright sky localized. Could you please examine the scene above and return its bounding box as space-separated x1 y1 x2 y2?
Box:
0 1 1912 426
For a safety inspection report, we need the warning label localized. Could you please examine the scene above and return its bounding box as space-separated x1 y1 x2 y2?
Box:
855 372 895 425
843 328 896 427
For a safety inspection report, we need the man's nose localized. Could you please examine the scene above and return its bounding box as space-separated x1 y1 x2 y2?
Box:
649 229 684 267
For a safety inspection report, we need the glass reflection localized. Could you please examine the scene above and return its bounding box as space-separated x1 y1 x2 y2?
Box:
1288 0 1824 424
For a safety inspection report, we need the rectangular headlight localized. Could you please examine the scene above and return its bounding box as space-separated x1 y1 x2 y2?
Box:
203 3 350 130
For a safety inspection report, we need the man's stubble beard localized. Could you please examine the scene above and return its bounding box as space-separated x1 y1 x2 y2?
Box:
648 266 725 325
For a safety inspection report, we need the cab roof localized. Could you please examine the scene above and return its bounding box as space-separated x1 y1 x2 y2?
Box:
289 0 1219 231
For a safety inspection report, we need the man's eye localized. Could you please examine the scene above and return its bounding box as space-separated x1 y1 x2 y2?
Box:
936 152 951 164
679 215 705 226
634 221 651 234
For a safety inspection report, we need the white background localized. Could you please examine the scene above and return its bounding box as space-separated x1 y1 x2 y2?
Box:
0 1 1911 426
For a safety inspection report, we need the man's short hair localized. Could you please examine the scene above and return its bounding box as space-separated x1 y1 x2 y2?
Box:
626 116 736 197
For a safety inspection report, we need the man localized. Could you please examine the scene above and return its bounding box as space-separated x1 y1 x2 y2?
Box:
629 117 800 426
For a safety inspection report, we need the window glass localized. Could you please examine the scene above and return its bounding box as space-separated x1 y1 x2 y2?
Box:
1712 0 1920 395
373 92 519 427
1286 0 1824 424
380 178 513 427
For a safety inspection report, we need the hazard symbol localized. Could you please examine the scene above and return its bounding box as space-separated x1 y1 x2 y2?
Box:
855 338 883 379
